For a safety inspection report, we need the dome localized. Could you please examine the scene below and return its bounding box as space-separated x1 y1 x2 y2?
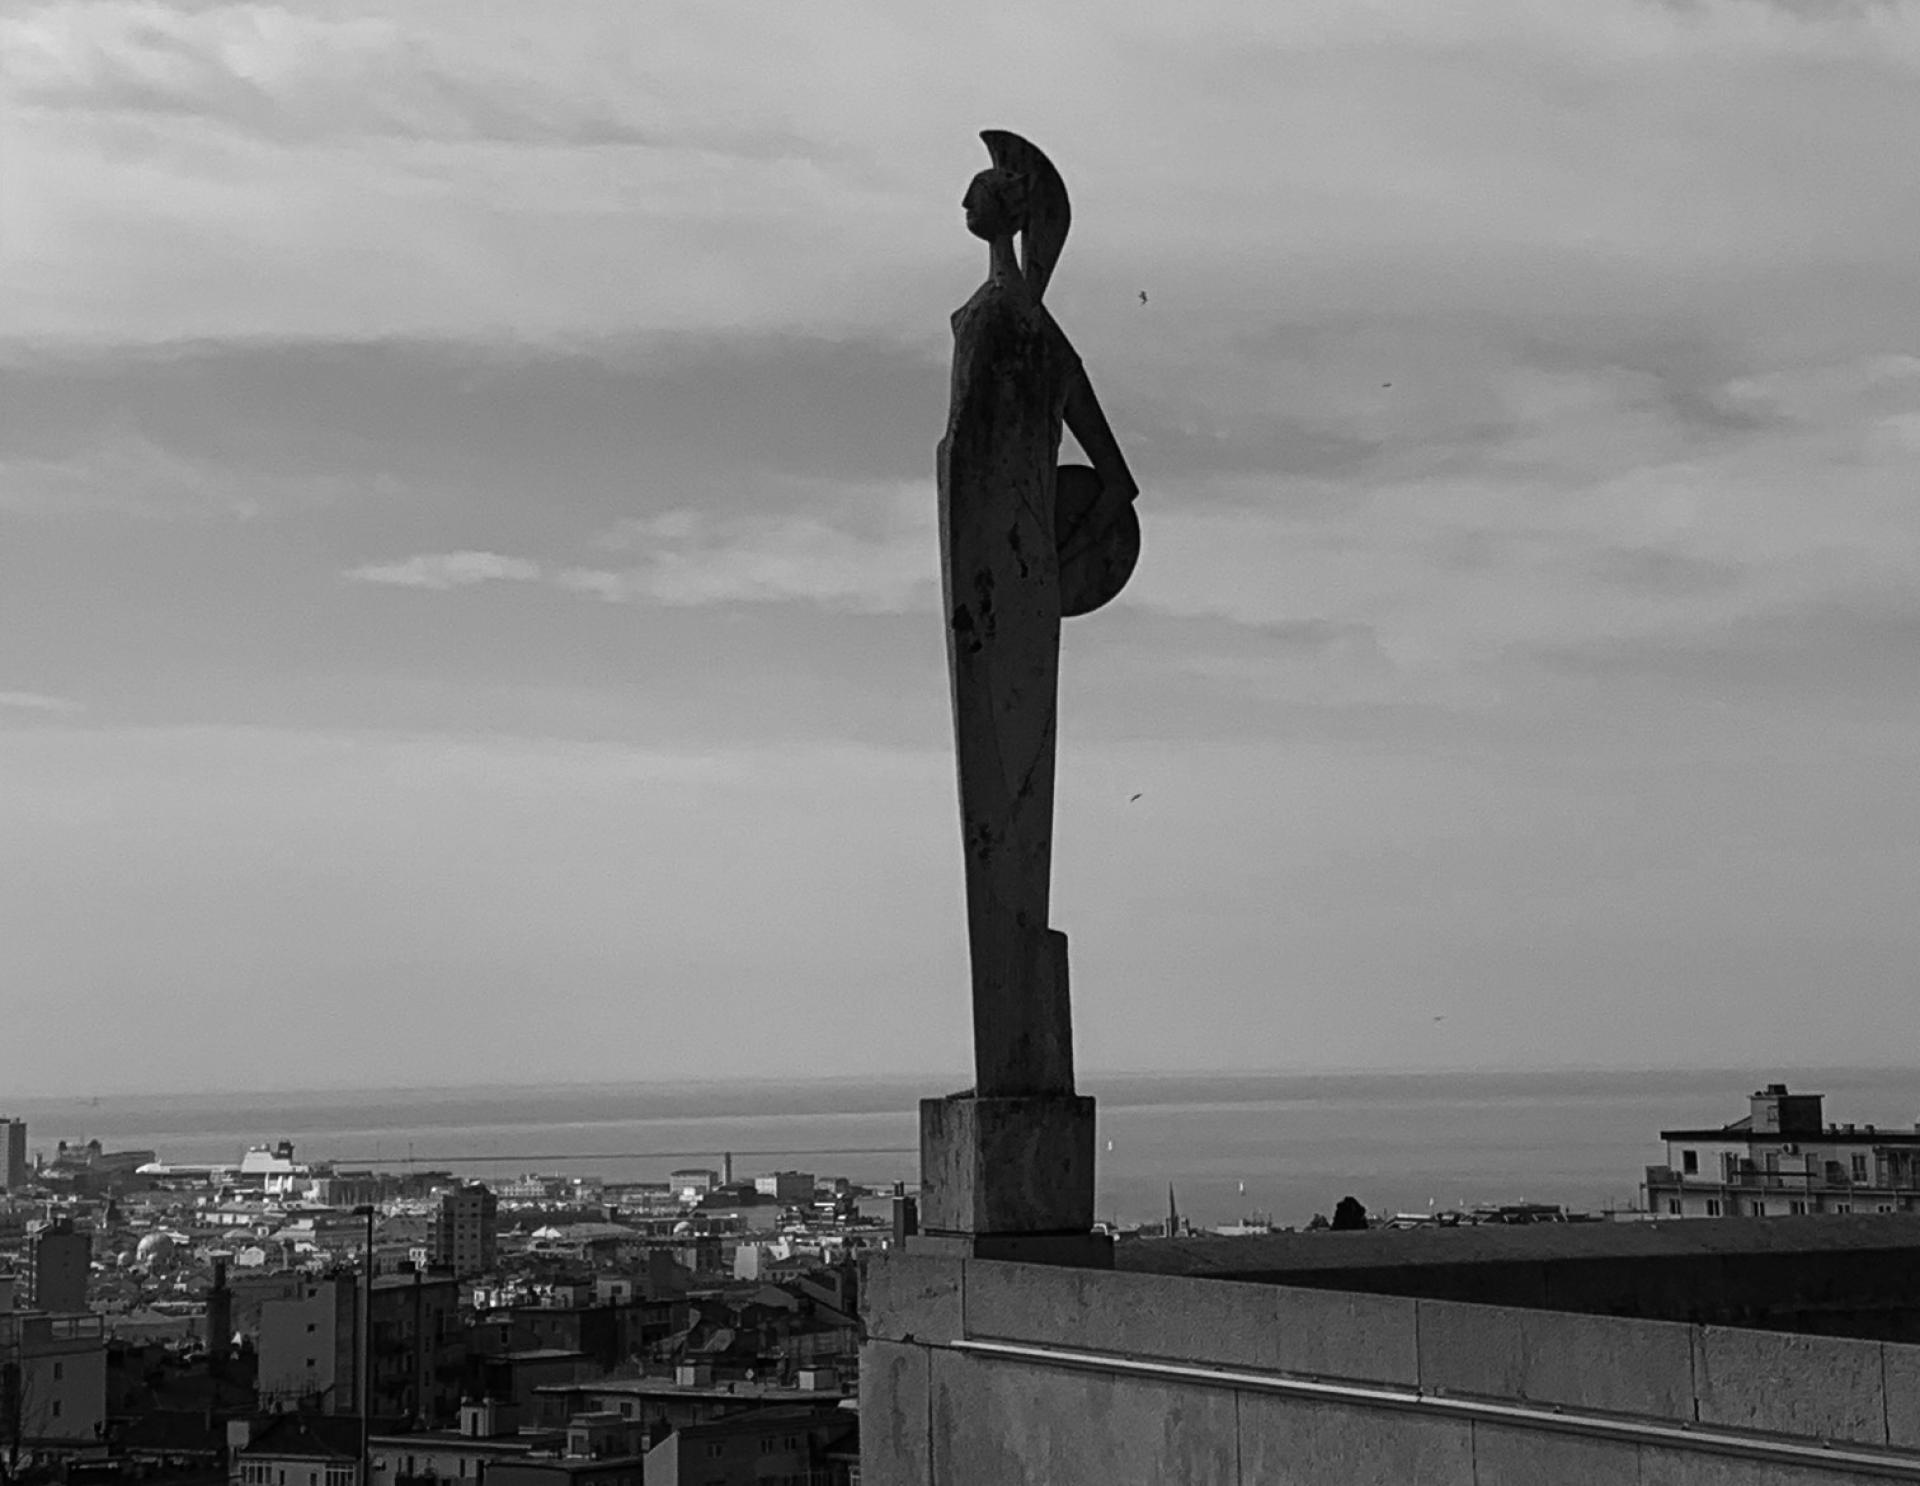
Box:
135 1232 177 1265
671 1220 694 1236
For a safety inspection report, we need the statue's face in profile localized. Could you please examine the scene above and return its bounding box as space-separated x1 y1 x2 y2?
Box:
963 168 1025 242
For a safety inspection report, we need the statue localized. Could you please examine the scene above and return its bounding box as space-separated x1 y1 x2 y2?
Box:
937 131 1141 1102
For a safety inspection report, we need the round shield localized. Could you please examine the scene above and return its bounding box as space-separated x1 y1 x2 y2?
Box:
1055 463 1141 617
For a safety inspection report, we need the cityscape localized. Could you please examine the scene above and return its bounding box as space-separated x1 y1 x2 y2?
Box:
4 1077 1919 1482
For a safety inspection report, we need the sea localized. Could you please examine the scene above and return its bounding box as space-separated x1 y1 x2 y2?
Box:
10 1067 1914 1231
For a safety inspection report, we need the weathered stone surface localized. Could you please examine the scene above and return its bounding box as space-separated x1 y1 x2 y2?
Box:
1414 1300 1694 1419
919 1092 1094 1235
930 1344 1237 1485
1272 1286 1418 1386
859 1340 931 1486
1885 1340 1920 1448
1519 1309 1695 1420
1417 1299 1527 1399
938 131 1140 1103
965 1262 1278 1369
1237 1394 1473 1484
1470 1424 1639 1485
1638 1447 1846 1486
861 1249 964 1346
1692 1325 1888 1445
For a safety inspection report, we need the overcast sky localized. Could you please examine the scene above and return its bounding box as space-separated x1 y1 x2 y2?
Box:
4 0 1919 1096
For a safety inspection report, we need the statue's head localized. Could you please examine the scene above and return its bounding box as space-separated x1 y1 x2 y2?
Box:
970 131 1070 299
963 168 1027 243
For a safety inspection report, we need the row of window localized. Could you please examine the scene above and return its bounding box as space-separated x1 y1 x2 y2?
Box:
1666 1197 1902 1216
1681 1150 1875 1182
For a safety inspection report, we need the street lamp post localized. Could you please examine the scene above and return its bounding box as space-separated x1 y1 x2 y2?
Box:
352 1205 375 1486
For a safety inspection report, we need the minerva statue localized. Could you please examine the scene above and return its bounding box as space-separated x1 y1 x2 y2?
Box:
938 131 1142 1101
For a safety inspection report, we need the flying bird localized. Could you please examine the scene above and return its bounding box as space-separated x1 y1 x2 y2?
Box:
1129 792 1143 802
1138 291 1148 305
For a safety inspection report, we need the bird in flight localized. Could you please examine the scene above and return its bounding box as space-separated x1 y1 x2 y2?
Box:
1138 291 1148 305
1129 792 1143 802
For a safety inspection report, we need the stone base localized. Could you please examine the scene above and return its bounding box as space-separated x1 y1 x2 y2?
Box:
904 1230 1114 1269
919 1092 1095 1236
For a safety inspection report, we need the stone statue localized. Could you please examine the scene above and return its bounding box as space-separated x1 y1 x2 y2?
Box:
937 131 1141 1102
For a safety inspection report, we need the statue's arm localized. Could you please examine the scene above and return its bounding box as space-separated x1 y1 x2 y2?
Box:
1063 368 1139 511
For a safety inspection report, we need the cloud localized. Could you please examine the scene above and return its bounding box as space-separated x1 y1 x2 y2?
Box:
0 690 80 714
344 550 542 591
559 488 935 612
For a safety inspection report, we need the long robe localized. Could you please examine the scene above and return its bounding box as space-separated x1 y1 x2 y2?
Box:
936 273 1081 1097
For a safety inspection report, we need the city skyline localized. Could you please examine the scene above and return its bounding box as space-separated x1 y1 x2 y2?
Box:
6 1 1920 1093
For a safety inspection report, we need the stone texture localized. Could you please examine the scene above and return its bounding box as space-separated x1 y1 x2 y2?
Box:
859 1340 931 1486
860 1250 963 1346
964 1262 1278 1369
1272 1287 1419 1387
1518 1310 1695 1420
1470 1423 1640 1485
1415 1300 1693 1419
929 1344 1237 1486
1692 1326 1889 1445
1236 1394 1473 1485
919 1092 1094 1235
1637 1447 1853 1486
1885 1340 1920 1449
1416 1299 1527 1399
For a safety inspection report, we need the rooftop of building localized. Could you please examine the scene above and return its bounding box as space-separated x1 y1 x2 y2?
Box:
1122 1210 1920 1279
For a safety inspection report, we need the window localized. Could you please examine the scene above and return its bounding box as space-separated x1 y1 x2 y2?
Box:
1833 1202 1851 1214
704 1443 725 1459
1790 1200 1807 1214
1851 1154 1868 1182
308 1323 317 1334
52 1363 63 1380
1751 1202 1765 1217
1681 1150 1698 1174
51 1401 61 1419
1666 1199 1681 1215
1705 1199 1722 1217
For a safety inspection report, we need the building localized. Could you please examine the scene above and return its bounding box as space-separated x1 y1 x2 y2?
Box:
751 1172 814 1204
26 1217 91 1314
431 1184 499 1279
0 1307 109 1465
257 1271 464 1425
1642 1082 1920 1218
666 1171 717 1204
231 1411 360 1486
1 1119 25 1192
641 1406 855 1486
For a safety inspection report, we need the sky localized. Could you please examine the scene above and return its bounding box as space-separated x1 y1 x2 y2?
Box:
4 0 1920 1096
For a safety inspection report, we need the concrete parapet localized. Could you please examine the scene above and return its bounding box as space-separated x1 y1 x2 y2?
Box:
929 1344 1240 1485
1417 1299 1695 1420
963 1261 1279 1370
860 1338 932 1485
1273 1286 1419 1386
1236 1394 1471 1483
1692 1326 1889 1446
1886 1341 1920 1449
862 1249 964 1346
1468 1422 1640 1485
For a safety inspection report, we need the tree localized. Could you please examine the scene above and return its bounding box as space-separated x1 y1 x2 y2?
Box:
1330 1196 1369 1231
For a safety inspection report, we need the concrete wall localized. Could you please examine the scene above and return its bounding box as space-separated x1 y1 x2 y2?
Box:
863 1251 1920 1484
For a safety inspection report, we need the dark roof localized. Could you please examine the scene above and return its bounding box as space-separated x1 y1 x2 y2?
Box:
1121 1211 1920 1279
1661 1126 1920 1145
239 1415 362 1462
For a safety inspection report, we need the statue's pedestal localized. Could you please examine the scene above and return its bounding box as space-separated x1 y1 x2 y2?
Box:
912 1092 1112 1268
